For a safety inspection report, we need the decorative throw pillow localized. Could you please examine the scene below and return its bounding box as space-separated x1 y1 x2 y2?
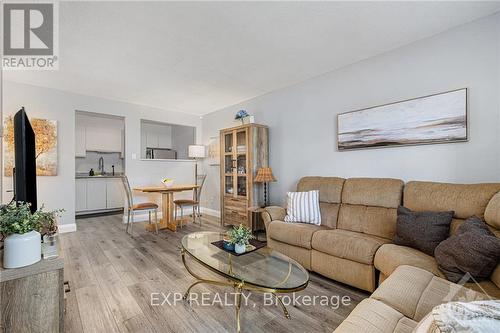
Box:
284 190 321 225
435 216 500 283
394 206 454 256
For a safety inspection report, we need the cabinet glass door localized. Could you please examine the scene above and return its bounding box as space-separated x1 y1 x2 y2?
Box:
224 132 233 153
225 175 234 195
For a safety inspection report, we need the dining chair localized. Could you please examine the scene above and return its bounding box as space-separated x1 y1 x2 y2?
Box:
121 175 159 235
174 174 206 228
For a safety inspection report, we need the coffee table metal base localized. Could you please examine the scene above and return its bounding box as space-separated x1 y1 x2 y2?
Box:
181 249 293 333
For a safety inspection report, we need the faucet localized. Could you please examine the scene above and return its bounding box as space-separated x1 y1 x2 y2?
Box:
98 157 105 175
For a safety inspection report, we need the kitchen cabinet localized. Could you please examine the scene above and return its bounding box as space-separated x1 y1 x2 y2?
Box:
86 178 107 211
75 125 86 157
106 178 124 209
86 127 123 153
76 177 125 214
146 130 158 148
143 123 172 149
75 179 88 211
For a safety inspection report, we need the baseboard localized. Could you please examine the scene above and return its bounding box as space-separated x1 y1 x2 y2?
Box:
59 223 77 233
200 207 221 218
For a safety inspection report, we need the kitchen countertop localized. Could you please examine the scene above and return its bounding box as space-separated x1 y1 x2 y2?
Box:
75 173 124 179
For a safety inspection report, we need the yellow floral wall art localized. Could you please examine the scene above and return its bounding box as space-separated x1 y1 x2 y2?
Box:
4 116 58 176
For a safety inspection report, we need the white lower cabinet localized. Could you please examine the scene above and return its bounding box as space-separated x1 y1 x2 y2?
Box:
106 178 124 209
86 178 107 211
75 179 87 211
75 177 124 213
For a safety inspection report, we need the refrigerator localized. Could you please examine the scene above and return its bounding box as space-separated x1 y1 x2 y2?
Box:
146 148 177 159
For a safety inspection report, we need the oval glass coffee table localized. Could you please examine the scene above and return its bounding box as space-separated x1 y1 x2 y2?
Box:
181 231 309 332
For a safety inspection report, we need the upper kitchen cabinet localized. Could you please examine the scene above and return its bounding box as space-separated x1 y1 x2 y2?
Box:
140 120 196 159
75 111 125 156
86 126 122 152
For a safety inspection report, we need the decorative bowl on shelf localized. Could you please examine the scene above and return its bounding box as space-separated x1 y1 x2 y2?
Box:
161 178 174 187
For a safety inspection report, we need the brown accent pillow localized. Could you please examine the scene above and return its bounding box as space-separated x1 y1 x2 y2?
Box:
394 206 454 256
435 216 500 283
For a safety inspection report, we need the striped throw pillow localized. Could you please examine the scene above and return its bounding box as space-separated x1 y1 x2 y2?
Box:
284 190 321 225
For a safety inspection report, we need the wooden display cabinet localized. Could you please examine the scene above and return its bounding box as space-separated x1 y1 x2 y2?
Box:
220 123 269 228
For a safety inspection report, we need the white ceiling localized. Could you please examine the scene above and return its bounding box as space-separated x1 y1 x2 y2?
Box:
5 1 500 115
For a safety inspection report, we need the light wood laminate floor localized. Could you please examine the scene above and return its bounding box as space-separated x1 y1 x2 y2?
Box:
60 214 368 333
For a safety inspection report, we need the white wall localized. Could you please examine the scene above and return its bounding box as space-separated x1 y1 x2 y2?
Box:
2 81 201 228
201 14 500 211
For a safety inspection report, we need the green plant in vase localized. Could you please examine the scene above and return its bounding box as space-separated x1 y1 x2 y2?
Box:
0 202 42 268
227 224 254 254
34 206 64 259
0 202 64 267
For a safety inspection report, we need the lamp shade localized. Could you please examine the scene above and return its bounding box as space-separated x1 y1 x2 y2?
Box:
254 167 276 183
188 145 206 158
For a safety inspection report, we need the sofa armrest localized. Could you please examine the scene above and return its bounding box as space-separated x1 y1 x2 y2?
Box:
261 206 286 235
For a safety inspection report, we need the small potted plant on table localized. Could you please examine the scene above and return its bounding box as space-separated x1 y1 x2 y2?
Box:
227 224 254 254
0 202 64 268
0 202 42 268
36 206 64 259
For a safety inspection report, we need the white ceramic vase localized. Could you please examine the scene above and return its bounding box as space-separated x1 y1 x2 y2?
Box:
235 243 246 254
3 230 42 268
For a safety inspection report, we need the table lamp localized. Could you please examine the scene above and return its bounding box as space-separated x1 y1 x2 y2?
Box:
188 145 206 186
254 167 276 208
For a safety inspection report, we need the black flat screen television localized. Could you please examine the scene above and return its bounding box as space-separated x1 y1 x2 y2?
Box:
13 107 37 213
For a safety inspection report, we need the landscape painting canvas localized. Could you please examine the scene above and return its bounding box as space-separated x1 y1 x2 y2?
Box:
4 117 58 176
337 89 467 150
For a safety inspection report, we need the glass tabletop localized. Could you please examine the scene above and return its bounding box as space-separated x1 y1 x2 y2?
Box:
181 231 309 291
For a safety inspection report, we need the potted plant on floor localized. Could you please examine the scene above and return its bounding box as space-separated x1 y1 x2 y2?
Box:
0 202 42 268
227 224 254 254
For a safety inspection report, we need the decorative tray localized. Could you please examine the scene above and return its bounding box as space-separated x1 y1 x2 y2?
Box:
211 239 266 256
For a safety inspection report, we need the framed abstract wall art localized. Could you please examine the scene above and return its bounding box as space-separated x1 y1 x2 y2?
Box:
337 88 468 150
4 116 58 176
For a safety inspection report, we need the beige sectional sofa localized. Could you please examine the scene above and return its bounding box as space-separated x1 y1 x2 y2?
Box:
262 177 500 296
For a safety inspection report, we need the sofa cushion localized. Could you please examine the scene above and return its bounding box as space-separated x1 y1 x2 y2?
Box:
311 250 377 292
394 206 453 256
312 229 388 265
297 177 345 229
404 181 500 220
374 244 444 278
371 265 486 322
435 216 500 283
338 178 403 240
342 178 404 209
297 176 345 203
268 220 323 249
485 192 500 230
333 298 417 333
338 204 397 240
268 238 312 270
